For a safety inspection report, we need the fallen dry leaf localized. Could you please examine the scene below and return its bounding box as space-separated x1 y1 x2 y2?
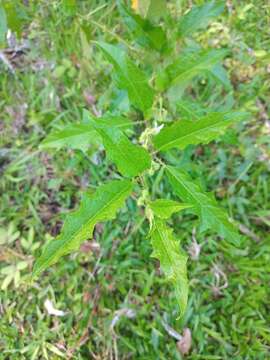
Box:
161 320 182 341
44 299 66 317
131 0 139 11
80 240 100 254
110 308 136 331
177 328 192 356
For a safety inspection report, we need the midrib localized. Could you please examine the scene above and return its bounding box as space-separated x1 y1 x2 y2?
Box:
167 167 201 207
158 118 225 151
155 222 178 280
39 183 130 271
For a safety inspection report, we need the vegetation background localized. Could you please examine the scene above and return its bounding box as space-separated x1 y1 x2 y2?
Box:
0 0 269 359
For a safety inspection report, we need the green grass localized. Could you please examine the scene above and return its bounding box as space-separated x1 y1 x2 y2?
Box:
0 1 270 359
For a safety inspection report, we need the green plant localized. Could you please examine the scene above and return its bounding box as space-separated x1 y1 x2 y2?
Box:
33 0 248 318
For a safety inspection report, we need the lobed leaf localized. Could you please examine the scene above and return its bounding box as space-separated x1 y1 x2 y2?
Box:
96 41 155 113
118 0 166 51
40 113 133 151
179 1 225 37
150 218 188 316
149 199 192 219
40 124 99 152
166 166 241 245
156 48 228 91
90 117 151 177
33 179 133 277
90 115 133 130
176 99 210 120
83 109 134 130
153 112 247 151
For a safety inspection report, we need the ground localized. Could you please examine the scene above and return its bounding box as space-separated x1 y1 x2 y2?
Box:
0 1 270 359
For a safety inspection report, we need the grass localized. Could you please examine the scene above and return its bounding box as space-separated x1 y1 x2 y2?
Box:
0 0 270 359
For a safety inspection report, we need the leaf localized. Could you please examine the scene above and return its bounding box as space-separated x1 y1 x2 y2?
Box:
90 117 151 177
150 219 188 316
166 166 241 245
83 109 134 131
0 4 7 45
62 0 76 15
131 0 139 11
46 343 66 358
118 1 166 51
176 99 209 120
33 179 133 277
156 48 228 91
146 0 167 20
40 113 133 151
95 41 155 113
90 115 133 130
40 124 100 152
209 64 232 90
44 299 66 317
153 112 247 151
149 199 192 219
132 0 167 20
179 1 225 37
177 328 192 355
2 1 26 37
132 0 149 17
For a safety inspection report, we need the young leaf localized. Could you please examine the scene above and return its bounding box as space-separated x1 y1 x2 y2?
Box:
40 124 100 151
95 41 155 113
118 1 166 51
166 166 241 245
153 112 247 151
33 179 133 277
156 48 228 91
179 1 225 37
149 199 192 219
150 219 188 316
90 118 151 177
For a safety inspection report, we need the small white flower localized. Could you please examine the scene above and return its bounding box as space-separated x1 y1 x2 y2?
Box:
152 124 164 135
